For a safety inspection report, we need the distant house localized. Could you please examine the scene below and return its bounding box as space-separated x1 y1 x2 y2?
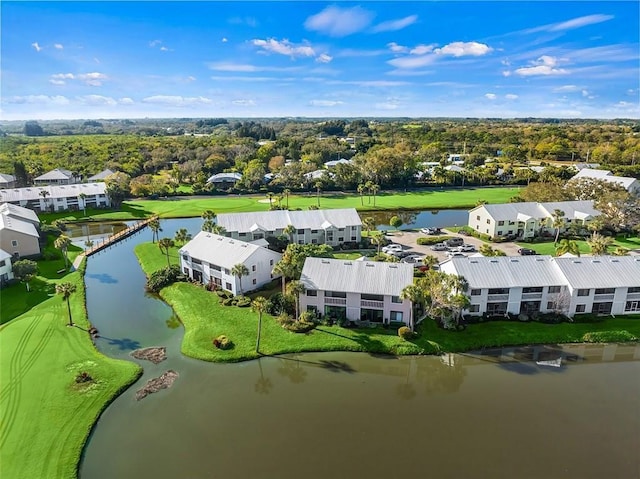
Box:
468 200 600 239
299 257 413 325
0 203 41 258
33 168 80 186
179 232 282 295
440 255 640 317
570 168 640 195
324 158 352 168
303 169 329 181
206 172 242 188
0 174 17 189
0 183 110 213
217 208 362 247
87 169 115 182
0 249 14 285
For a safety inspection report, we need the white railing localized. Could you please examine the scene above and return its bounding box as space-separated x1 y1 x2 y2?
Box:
625 293 640 300
593 294 615 301
487 294 509 301
325 297 346 305
361 300 384 309
521 292 543 300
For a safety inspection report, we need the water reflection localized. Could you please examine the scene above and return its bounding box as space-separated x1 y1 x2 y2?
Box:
85 273 118 284
98 336 142 351
165 314 181 330
254 358 273 395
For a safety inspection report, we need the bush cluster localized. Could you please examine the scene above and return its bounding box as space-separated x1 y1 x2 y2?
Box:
75 371 93 383
416 236 453 245
213 335 233 350
146 265 186 293
217 292 251 307
571 314 605 323
398 326 415 340
582 330 637 343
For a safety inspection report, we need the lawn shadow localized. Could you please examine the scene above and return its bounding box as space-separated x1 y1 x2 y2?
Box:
316 326 389 354
0 279 55 324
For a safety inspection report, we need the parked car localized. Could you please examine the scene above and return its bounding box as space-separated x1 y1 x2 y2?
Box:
420 227 442 235
445 237 464 248
401 254 423 264
382 244 403 254
388 250 411 259
459 229 471 236
518 247 538 256
430 243 449 251
446 251 467 259
458 244 476 252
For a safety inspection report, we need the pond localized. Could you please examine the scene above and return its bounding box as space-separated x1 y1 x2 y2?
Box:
79 216 640 479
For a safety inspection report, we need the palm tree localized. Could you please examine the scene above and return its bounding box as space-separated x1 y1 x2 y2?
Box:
400 284 424 331
158 237 175 267
202 209 216 221
286 280 306 320
283 224 296 244
56 282 77 327
174 228 192 245
369 231 385 254
422 255 439 270
54 234 71 271
365 180 374 204
370 183 380 207
272 260 295 295
266 192 274 208
148 217 161 243
78 192 87 216
555 238 580 257
283 188 291 209
39 189 50 211
251 296 269 353
357 183 366 206
587 232 614 256
211 224 226 235
202 210 216 232
552 209 566 244
314 181 322 207
231 263 249 296
362 217 376 237
202 219 215 232
612 247 629 256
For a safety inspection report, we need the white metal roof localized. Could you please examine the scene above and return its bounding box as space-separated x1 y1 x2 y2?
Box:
217 208 362 233
34 168 74 181
300 257 414 296
440 255 567 289
0 215 39 237
572 169 639 191
0 174 16 184
572 168 612 179
552 256 640 289
179 231 281 269
471 200 600 222
206 172 242 183
0 249 11 261
87 169 115 181
0 203 40 224
0 183 107 202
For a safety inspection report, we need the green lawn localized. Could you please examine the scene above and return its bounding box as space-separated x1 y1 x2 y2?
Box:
0 264 141 479
135 241 639 363
41 187 522 222
517 234 640 256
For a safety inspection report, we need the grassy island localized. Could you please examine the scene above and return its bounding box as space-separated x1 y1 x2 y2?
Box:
135 243 640 363
0 263 141 479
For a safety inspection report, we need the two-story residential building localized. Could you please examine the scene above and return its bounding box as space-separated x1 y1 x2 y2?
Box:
0 174 17 189
468 200 600 239
0 203 41 258
179 232 282 295
217 208 362 247
299 257 413 325
570 168 640 195
0 249 14 285
0 183 110 213
440 255 640 318
33 168 80 186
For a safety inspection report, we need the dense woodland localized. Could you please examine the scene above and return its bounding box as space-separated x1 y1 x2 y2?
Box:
1 118 640 198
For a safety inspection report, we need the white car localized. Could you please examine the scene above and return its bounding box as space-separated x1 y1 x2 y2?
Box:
453 244 476 253
400 255 423 264
446 251 467 259
382 244 403 254
430 243 448 251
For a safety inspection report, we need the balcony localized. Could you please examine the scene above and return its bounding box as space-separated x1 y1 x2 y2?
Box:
593 294 615 301
361 300 384 309
325 297 346 305
209 269 222 278
521 292 543 300
626 293 640 301
487 294 509 301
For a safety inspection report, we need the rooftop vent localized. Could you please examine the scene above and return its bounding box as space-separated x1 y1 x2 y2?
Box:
611 259 619 262
470 260 478 263
592 260 600 263
366 263 375 267
572 260 581 263
389 265 397 268
490 260 499 263
510 259 519 262
321 260 330 264
343 262 352 266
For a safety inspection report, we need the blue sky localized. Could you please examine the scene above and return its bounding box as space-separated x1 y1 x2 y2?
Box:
1 1 638 120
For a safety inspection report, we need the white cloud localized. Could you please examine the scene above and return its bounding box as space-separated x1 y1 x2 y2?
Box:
78 72 108 86
328 80 409 87
628 89 637 96
3 95 69 105
78 95 118 106
31 42 42 52
160 46 170 52
309 100 344 107
149 40 162 47
485 93 497 100
222 37 228 43
119 97 134 105
315 53 333 64
410 44 435 55
251 38 315 58
186 76 196 82
232 99 256 106
435 41 492 57
207 62 301 73
387 42 408 53
54 43 64 50
514 56 569 76
304 6 374 37
211 75 275 82
371 15 418 33
505 94 519 100
142 95 213 106
553 85 581 92
375 101 400 110
387 54 437 69
529 14 615 33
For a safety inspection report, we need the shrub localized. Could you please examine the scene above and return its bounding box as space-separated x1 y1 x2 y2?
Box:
267 292 294 316
417 236 453 245
41 224 62 237
75 371 93 383
235 296 251 307
582 330 637 343
299 310 317 323
222 298 234 306
535 313 569 324
284 319 316 333
213 335 233 349
52 219 68 231
276 313 294 326
216 290 231 298
146 265 186 293
572 313 605 323
398 326 415 340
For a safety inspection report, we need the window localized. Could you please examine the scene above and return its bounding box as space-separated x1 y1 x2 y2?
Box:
470 289 481 296
312 239 318 244
488 288 509 295
183 267 189 275
225 282 232 290
307 305 318 313
311 230 318 234
391 296 402 303
548 286 561 294
182 254 189 261
224 269 230 275
362 294 383 302
486 219 491 224
389 311 403 322
508 231 513 235
625 301 640 312
351 236 357 241
469 304 480 313
252 265 256 272
0 260 5 267
326 291 346 298
11 240 18 247
476 215 480 221
498 220 505 226
497 231 503 236
338 237 344 242
211 264 221 272
594 288 615 295
575 304 586 313
577 289 590 297
297 229 304 234
628 287 640 294
298 240 304 245
252 279 257 285
239 232 247 237
269 259 274 266
192 259 202 265
523 287 543 293
547 302 555 310
306 290 318 297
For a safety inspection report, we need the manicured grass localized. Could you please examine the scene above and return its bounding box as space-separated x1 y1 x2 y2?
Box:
0 264 141 479
0 279 55 325
41 187 522 222
135 241 639 363
516 234 640 256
